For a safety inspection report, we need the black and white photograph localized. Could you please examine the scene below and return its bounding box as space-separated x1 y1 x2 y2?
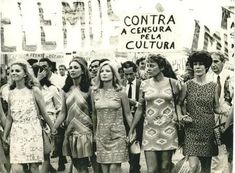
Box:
0 0 234 173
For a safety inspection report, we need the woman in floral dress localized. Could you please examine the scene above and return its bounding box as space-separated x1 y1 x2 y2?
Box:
91 61 133 173
2 59 53 173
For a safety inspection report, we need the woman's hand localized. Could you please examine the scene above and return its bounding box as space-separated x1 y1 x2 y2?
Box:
51 127 58 136
128 129 136 144
2 135 9 152
180 114 193 123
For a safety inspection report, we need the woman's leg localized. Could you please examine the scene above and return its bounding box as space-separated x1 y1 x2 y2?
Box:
10 164 24 173
73 158 89 173
144 151 159 173
40 154 49 173
101 163 110 173
40 154 56 173
91 154 103 173
0 164 7 173
188 156 200 173
110 163 121 173
5 154 11 172
160 150 173 173
29 163 40 173
199 156 212 173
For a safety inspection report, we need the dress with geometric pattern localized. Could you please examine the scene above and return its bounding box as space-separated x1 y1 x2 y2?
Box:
141 78 178 151
63 87 93 159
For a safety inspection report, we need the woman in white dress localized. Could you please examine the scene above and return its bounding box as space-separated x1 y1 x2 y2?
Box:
2 59 53 173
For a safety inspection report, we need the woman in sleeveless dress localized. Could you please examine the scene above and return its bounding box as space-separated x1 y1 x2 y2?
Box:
180 51 222 173
91 61 133 173
2 59 53 173
128 54 189 173
52 57 93 173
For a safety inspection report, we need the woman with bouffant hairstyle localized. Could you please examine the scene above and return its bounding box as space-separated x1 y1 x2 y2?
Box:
91 61 133 173
180 51 221 173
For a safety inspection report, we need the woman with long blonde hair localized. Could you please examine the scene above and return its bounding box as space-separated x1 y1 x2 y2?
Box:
2 58 53 173
91 61 133 173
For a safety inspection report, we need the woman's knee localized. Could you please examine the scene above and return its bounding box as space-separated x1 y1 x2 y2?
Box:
145 151 159 173
30 163 39 172
110 163 121 173
161 159 172 171
11 164 23 173
146 164 158 173
189 159 200 173
161 150 173 172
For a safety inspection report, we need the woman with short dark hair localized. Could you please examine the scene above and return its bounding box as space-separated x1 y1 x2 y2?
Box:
129 54 185 173
181 51 221 173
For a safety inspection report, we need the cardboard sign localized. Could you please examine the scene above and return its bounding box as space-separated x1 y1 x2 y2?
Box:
118 13 182 52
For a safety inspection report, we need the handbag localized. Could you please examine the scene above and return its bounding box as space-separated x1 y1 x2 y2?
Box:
169 79 185 148
130 140 141 154
172 156 194 173
213 115 225 146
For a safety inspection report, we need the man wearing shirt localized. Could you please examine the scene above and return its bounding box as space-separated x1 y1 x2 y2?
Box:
122 61 144 173
207 52 233 173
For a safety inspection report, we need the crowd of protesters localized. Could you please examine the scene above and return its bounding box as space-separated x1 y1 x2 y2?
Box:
0 51 233 173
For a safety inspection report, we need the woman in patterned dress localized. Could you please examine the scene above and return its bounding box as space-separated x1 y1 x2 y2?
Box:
52 57 93 173
180 51 221 173
91 61 133 173
129 54 186 173
2 59 53 173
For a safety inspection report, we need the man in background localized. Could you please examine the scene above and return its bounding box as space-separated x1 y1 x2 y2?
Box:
207 52 233 173
122 61 144 173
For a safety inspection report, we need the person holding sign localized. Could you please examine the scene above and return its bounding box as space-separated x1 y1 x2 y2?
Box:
128 54 185 173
